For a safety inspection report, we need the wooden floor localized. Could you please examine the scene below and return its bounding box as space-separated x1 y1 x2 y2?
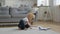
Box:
33 21 60 33
0 21 60 33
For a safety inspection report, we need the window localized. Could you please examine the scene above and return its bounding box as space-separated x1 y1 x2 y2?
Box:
37 0 49 6
54 0 60 6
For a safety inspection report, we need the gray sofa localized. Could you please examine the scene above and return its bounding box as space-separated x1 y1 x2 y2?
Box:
0 7 31 22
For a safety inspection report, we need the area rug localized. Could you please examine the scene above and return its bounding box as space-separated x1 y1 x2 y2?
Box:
0 27 60 34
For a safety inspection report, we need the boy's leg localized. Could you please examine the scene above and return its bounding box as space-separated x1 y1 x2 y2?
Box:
18 20 25 30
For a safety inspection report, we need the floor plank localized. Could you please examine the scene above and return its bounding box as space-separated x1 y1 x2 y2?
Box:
33 21 60 33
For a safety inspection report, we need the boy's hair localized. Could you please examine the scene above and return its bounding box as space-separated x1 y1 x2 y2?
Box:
27 13 35 19
27 12 35 23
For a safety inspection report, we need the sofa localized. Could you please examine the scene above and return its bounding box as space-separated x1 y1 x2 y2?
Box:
0 7 31 22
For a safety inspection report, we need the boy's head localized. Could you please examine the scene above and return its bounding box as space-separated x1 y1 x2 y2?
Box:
27 12 35 23
27 13 35 19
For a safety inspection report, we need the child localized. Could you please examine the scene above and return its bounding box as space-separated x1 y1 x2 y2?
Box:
18 12 35 30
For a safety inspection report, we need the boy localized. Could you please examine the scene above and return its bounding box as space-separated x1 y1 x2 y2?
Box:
18 12 35 30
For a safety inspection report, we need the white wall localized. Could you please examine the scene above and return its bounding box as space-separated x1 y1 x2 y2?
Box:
49 0 54 6
0 0 5 6
49 0 60 22
52 6 60 22
4 0 37 7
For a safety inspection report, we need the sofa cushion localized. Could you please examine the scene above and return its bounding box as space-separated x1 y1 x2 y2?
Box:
0 7 9 15
11 14 27 18
10 7 28 18
10 8 28 15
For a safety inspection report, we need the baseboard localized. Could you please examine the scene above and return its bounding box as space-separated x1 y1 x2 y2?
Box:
37 19 53 22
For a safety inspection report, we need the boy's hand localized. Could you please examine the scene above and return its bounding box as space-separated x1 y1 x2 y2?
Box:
30 27 32 29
